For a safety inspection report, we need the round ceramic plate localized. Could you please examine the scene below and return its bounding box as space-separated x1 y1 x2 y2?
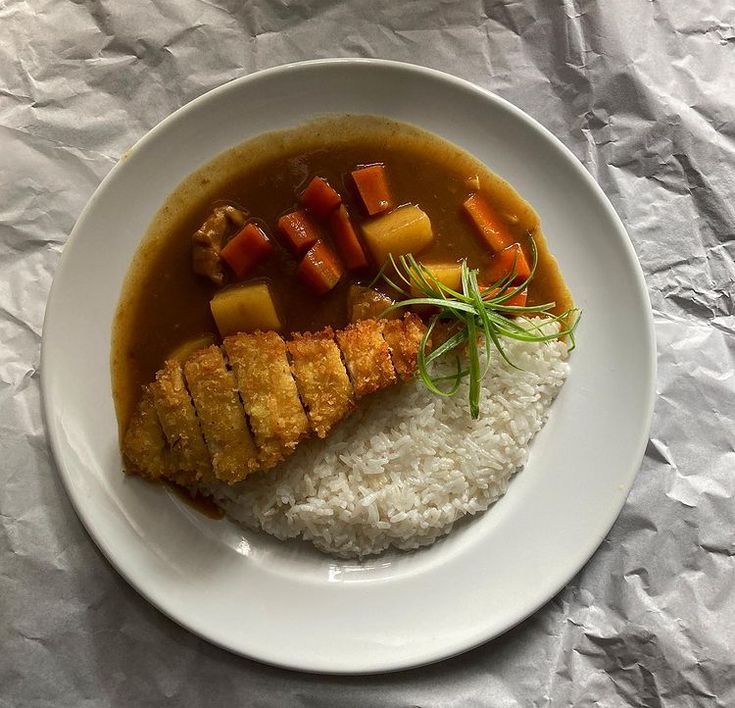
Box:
42 59 655 674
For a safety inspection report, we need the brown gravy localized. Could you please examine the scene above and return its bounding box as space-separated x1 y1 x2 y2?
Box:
165 482 225 519
112 116 573 432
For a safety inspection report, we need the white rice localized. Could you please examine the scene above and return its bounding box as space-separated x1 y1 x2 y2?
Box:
207 319 569 558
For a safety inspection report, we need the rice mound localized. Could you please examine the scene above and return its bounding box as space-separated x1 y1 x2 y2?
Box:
207 319 569 558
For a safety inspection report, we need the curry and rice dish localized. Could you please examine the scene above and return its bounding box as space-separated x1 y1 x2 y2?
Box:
113 115 578 557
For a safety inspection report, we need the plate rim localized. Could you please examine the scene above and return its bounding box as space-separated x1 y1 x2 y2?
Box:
40 57 657 674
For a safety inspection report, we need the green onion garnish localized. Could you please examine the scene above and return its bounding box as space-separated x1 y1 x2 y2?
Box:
378 237 581 418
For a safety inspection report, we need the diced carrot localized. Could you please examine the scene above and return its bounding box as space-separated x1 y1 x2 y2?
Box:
481 286 528 309
297 240 344 295
300 176 342 220
329 205 368 270
352 164 393 216
503 289 527 308
277 210 320 254
220 223 273 280
463 193 514 252
483 243 531 285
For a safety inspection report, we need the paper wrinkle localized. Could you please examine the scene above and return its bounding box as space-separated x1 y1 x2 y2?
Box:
2 0 734 705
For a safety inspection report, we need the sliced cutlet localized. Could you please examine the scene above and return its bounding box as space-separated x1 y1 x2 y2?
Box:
183 345 258 483
335 319 396 398
287 328 354 438
224 331 309 468
122 385 172 481
381 313 427 380
151 359 212 483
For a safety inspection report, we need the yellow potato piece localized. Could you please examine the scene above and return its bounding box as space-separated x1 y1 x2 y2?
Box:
361 205 433 266
410 262 462 296
167 333 216 362
210 282 281 337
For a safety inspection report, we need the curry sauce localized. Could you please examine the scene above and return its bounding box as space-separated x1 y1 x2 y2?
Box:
112 116 573 432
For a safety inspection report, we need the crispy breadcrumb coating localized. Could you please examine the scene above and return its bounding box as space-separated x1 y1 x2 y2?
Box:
381 313 427 380
150 360 212 483
335 319 396 398
123 319 425 485
224 331 309 468
288 328 354 438
184 345 259 482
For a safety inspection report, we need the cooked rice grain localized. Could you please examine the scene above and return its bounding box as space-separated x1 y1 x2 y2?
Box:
207 320 569 558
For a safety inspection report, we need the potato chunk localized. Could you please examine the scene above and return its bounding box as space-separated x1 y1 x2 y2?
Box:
361 205 433 265
167 334 216 363
210 282 281 337
410 262 462 296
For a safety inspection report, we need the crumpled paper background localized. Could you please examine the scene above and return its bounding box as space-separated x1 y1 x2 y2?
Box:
1 0 733 705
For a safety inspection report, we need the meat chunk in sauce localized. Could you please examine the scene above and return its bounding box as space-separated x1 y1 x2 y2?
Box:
192 205 246 285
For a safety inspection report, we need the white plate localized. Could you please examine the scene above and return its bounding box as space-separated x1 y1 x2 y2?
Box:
41 59 655 674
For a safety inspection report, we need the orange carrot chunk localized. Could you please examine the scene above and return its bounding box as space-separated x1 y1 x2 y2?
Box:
278 210 320 254
300 176 342 220
481 286 528 309
297 240 344 295
483 243 531 285
220 223 273 280
463 193 514 252
329 205 369 270
352 164 393 216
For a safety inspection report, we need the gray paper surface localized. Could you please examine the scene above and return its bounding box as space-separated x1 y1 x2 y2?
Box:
1 1 734 705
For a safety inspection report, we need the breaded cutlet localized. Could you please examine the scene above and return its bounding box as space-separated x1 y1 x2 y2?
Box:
224 331 309 468
287 328 354 438
122 385 172 481
381 313 428 380
335 319 396 398
183 345 259 483
123 319 427 485
150 359 213 484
